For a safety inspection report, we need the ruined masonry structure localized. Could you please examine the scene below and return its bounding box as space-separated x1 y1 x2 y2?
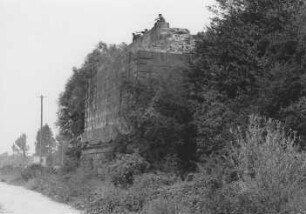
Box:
81 21 195 171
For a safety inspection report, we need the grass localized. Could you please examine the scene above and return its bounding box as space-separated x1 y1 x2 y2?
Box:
3 115 306 214
0 166 25 185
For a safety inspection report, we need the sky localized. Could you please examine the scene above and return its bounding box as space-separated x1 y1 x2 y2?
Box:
0 0 216 154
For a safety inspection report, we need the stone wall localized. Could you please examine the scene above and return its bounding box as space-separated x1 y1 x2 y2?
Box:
81 22 194 170
82 54 130 146
129 22 195 54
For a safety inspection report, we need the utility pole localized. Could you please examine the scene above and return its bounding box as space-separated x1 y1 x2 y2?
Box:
40 95 44 165
61 142 64 165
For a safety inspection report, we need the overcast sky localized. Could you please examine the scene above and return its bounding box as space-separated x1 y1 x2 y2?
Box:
0 0 216 154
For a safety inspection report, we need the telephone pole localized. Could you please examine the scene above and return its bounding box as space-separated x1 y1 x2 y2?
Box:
40 95 44 165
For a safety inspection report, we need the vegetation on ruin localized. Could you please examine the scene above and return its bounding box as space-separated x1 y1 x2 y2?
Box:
2 0 306 213
56 42 128 161
55 0 306 212
56 0 306 168
113 68 197 174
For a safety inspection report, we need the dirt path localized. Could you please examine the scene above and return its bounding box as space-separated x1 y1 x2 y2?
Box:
0 182 82 214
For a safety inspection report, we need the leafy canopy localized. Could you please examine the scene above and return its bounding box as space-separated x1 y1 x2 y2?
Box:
190 0 306 158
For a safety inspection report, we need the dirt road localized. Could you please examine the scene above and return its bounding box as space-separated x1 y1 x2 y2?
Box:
0 182 81 214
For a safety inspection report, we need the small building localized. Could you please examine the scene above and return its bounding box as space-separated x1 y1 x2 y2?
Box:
32 155 47 167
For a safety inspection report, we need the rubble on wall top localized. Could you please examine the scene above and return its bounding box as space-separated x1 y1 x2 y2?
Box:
130 14 195 54
169 28 190 34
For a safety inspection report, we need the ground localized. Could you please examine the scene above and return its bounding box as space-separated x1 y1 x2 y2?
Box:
0 182 81 214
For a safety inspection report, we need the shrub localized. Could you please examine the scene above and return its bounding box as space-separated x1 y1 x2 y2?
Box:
85 183 128 214
133 172 178 190
86 175 176 214
143 198 191 214
108 153 149 188
59 157 79 174
23 166 98 206
85 172 182 213
21 164 44 181
200 115 306 214
233 115 306 199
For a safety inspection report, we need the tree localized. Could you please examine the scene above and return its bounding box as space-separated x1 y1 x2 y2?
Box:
35 124 56 157
14 133 28 158
12 144 19 156
115 69 197 172
189 0 306 159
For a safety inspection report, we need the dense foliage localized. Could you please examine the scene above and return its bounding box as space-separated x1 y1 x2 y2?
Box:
116 70 197 172
190 0 306 159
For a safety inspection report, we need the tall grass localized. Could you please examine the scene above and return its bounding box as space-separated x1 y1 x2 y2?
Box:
202 115 306 214
4 115 306 214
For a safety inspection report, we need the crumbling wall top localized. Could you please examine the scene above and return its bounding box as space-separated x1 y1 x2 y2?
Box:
129 20 195 54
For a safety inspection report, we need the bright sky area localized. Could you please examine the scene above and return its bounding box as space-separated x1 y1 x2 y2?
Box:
0 0 216 154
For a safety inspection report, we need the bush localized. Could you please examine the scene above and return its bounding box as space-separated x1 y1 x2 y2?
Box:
199 115 306 214
85 183 129 214
143 199 185 214
85 172 182 213
23 166 98 206
108 153 149 188
59 157 79 174
133 172 178 190
21 164 44 181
